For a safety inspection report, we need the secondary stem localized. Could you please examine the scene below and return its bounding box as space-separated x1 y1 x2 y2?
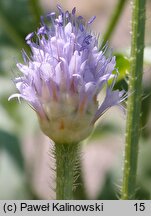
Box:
121 0 146 199
100 0 127 48
55 143 79 200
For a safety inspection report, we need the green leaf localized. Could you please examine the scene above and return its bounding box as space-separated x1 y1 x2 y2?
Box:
114 53 130 82
108 53 129 91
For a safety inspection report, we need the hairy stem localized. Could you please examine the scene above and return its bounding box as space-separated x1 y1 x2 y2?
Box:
121 0 146 200
55 143 79 200
100 0 127 48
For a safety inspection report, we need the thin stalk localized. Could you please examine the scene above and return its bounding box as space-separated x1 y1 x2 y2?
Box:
100 0 127 48
121 0 146 200
0 12 26 49
55 143 79 200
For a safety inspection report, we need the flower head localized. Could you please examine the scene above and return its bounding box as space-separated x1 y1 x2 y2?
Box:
9 5 125 144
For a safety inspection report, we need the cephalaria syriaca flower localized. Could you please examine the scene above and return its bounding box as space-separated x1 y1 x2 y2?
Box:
9 5 126 144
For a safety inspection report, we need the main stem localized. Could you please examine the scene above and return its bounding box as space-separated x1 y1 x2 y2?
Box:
55 143 79 200
121 0 146 199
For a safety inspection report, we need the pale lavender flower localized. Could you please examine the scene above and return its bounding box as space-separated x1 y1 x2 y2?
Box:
9 6 125 144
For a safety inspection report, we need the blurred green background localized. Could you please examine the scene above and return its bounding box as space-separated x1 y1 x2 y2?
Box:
0 0 151 199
